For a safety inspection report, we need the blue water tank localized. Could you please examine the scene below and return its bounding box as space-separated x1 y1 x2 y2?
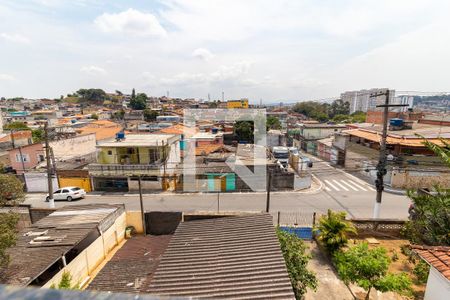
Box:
212 128 218 134
116 132 125 139
390 118 404 127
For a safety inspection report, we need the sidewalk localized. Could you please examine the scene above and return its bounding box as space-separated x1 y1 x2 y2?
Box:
345 171 407 195
305 241 354 300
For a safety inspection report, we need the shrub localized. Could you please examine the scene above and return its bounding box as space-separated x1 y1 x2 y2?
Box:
277 229 317 299
314 209 356 254
50 271 80 290
413 261 430 284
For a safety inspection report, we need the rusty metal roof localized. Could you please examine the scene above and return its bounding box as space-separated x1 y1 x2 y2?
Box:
146 214 295 299
88 235 172 293
1 204 124 287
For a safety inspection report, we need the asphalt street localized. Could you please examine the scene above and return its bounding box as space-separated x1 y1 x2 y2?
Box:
25 156 410 219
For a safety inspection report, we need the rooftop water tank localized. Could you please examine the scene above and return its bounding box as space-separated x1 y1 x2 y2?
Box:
116 132 125 140
389 118 404 127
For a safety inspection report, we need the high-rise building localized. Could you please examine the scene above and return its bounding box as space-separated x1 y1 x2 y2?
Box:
341 88 395 113
393 96 414 112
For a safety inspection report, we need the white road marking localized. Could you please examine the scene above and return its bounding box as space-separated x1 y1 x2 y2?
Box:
324 180 340 191
333 180 349 191
348 180 369 191
340 180 359 191
324 186 331 191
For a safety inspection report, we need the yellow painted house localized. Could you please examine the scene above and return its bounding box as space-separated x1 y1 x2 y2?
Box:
88 134 181 192
227 98 249 109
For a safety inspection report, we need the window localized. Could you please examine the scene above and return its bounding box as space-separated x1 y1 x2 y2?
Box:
54 190 61 194
15 153 30 162
62 189 69 193
71 187 81 191
107 150 112 155
37 154 45 162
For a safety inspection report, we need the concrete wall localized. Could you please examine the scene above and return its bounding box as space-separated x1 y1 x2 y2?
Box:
50 134 96 160
424 267 450 300
24 172 59 192
43 212 126 289
391 170 450 189
125 211 144 233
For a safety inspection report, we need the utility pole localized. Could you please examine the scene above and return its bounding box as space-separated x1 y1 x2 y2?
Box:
371 89 408 218
50 147 58 184
266 170 272 213
138 176 147 235
44 123 55 208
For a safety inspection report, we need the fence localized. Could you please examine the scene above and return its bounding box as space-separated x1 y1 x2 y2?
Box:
272 212 406 240
272 211 316 240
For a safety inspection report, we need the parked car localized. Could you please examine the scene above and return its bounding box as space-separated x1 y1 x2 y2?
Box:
45 187 86 202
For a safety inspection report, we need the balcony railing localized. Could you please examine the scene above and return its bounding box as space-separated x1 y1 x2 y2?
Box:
88 163 162 176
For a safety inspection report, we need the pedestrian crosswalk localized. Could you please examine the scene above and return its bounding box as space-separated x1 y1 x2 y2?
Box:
323 179 375 192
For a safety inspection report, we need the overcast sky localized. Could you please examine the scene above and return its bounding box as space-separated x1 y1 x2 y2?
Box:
1 0 450 102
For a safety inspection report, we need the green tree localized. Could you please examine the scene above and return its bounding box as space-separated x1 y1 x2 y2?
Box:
329 99 350 118
403 137 450 246
130 92 147 110
314 209 356 254
131 88 136 100
0 174 25 268
76 88 107 102
3 122 30 131
292 101 329 121
334 243 412 300
90 113 99 120
350 111 366 123
404 188 450 245
420 137 450 167
143 109 159 122
31 128 44 143
331 114 351 123
113 109 125 120
277 229 317 299
266 116 282 130
233 121 254 142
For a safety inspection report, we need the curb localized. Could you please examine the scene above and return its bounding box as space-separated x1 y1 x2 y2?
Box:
384 188 407 195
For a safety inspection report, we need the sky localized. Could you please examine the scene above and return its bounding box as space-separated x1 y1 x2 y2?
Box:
1 0 450 103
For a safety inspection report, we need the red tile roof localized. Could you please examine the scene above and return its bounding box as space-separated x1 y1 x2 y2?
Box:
412 245 450 280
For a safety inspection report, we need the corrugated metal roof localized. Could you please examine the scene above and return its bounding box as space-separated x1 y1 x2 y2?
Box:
146 214 295 299
88 235 172 293
1 204 124 286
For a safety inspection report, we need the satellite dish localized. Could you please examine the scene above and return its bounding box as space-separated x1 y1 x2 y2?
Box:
387 154 394 161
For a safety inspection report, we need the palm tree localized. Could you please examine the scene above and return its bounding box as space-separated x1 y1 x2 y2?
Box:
314 209 356 254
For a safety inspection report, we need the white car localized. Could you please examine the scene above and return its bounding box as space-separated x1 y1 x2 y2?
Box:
45 187 86 202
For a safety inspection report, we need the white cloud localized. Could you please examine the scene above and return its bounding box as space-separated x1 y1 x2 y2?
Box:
0 33 30 44
80 65 107 75
94 8 166 37
0 74 16 81
192 48 214 61
159 61 257 87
